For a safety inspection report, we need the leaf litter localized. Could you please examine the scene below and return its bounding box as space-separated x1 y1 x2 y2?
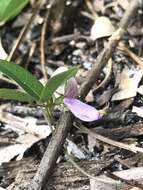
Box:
112 66 143 101
1 0 143 189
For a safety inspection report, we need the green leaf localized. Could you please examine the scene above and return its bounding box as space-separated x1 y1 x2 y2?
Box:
0 60 44 101
0 88 34 102
54 96 64 105
0 0 29 26
40 67 78 102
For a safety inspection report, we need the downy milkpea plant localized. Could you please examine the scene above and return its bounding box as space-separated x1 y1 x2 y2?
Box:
0 60 100 122
64 77 100 121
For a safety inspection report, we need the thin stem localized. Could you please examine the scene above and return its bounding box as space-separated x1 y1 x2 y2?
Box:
43 105 54 132
66 151 120 185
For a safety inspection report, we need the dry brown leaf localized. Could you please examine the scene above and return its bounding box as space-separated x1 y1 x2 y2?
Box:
90 16 115 40
112 67 143 101
85 90 94 102
0 111 51 165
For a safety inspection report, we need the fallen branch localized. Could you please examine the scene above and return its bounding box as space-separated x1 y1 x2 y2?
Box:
28 112 74 190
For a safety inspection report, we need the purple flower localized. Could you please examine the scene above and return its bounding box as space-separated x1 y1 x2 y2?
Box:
64 77 78 99
64 78 100 122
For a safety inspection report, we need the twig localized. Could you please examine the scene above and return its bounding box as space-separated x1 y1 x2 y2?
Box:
29 1 143 189
87 122 143 140
81 11 95 20
114 156 131 168
25 42 36 69
40 9 50 81
40 0 62 80
0 107 43 137
80 0 143 99
108 173 143 189
68 152 143 189
78 125 143 153
85 0 98 18
117 43 143 68
51 32 81 43
66 152 120 185
7 0 42 62
93 58 112 94
28 112 74 190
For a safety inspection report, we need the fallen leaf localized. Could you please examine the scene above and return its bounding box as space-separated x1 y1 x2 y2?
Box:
113 167 143 181
0 38 7 59
90 167 143 190
137 85 143 95
90 16 115 40
112 98 134 112
0 187 6 190
88 133 98 152
0 144 28 165
85 90 94 102
93 0 104 12
0 111 51 165
112 67 143 101
117 0 130 10
90 177 117 190
67 139 86 159
12 13 43 28
132 106 143 118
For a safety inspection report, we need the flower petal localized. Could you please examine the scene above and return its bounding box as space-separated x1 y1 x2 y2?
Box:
65 78 78 99
64 98 100 122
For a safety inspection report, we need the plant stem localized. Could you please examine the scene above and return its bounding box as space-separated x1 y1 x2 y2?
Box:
43 105 54 132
